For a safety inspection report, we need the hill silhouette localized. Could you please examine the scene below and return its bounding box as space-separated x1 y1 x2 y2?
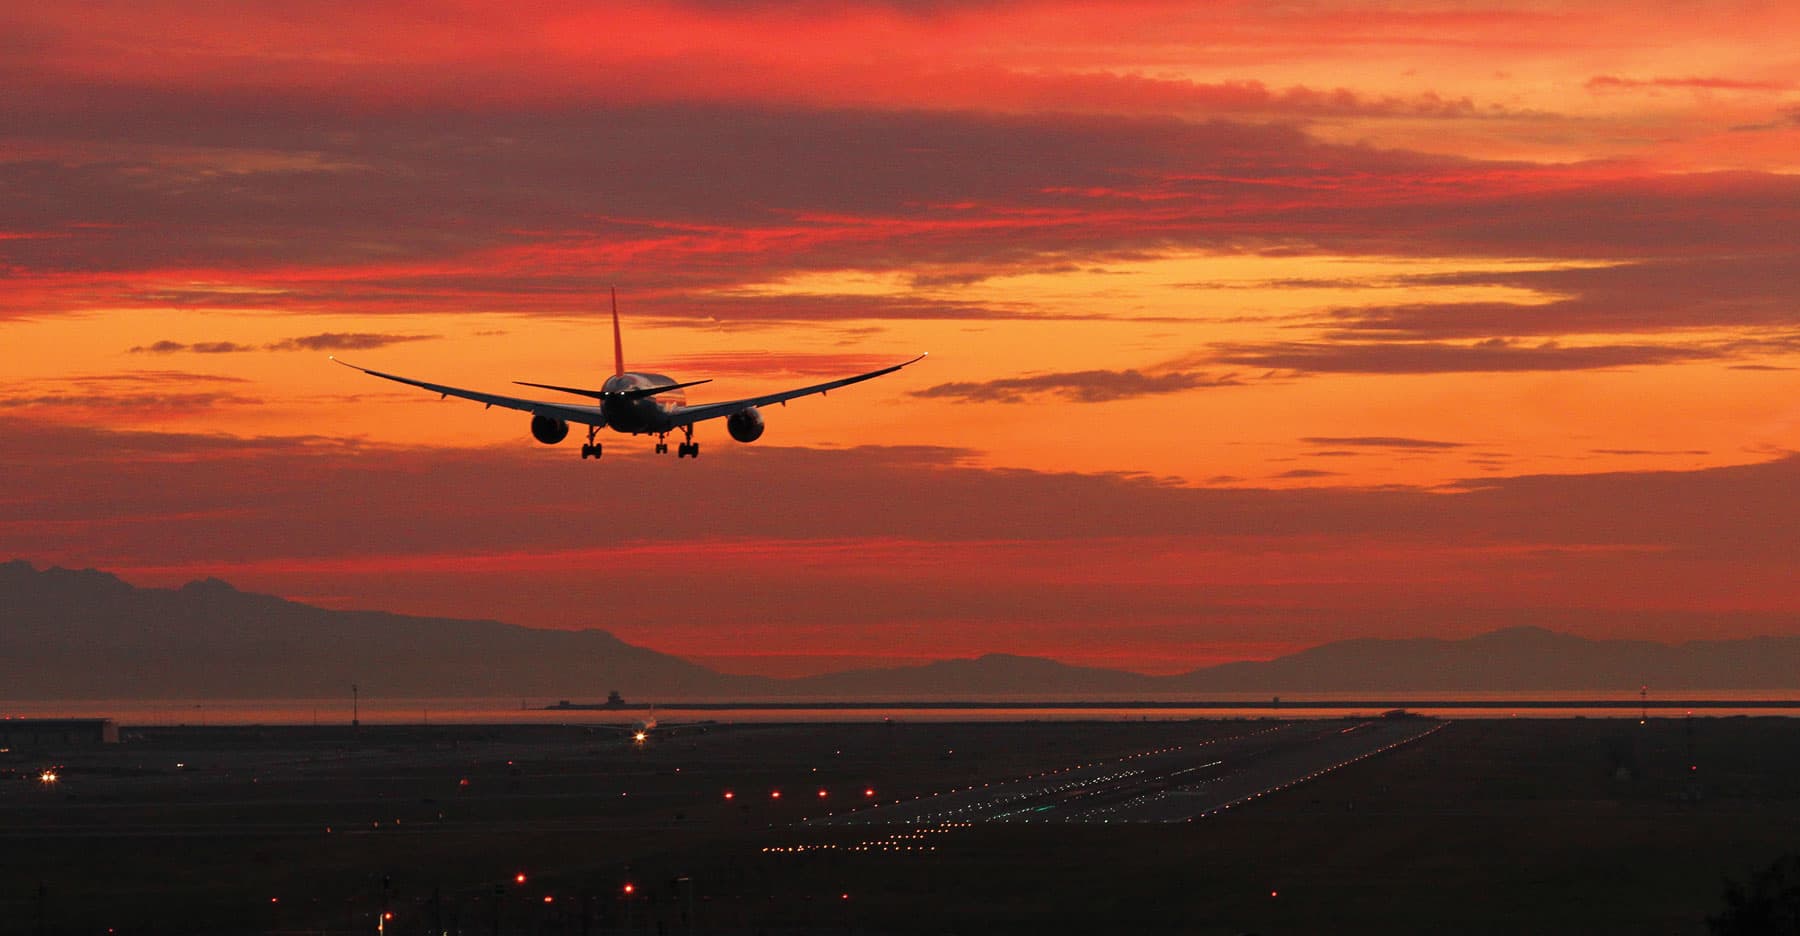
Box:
4 560 1796 698
0 560 766 699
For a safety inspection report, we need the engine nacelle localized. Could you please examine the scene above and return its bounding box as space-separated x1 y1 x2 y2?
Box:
726 406 766 443
530 413 569 445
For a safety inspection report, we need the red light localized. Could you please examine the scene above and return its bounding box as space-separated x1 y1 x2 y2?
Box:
770 790 781 799
841 893 850 900
515 873 527 885
623 883 635 895
383 912 394 920
817 789 828 798
1270 891 1278 898
723 791 735 800
543 896 554 904
270 897 279 904
864 788 875 797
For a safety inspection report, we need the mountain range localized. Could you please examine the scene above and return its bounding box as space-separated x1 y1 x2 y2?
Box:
4 560 1797 699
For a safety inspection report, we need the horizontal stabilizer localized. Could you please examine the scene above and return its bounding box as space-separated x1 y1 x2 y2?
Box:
514 377 713 401
512 379 609 400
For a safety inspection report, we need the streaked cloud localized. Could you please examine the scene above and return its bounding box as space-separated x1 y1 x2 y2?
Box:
1207 339 1718 375
131 340 257 354
911 369 1241 404
130 333 437 354
1586 75 1790 92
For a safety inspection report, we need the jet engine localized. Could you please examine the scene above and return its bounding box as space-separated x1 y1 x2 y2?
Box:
530 413 570 444
727 406 765 443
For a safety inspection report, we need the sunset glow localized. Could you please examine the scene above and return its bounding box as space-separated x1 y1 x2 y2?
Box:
2 1 1796 676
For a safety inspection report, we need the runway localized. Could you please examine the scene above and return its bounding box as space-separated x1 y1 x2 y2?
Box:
805 718 1444 827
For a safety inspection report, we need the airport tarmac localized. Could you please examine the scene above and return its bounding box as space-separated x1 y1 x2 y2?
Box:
6 716 1798 934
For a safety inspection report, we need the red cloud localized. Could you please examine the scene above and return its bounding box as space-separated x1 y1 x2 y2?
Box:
3 417 1796 673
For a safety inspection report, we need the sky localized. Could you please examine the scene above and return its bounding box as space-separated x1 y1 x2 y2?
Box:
2 0 1797 677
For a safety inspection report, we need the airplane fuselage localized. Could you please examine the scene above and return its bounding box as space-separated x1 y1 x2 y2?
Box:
600 372 687 434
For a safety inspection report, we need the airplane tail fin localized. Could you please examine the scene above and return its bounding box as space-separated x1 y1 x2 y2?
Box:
611 286 626 377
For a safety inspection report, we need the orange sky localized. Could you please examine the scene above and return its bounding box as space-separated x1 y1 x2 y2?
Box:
2 1 1797 678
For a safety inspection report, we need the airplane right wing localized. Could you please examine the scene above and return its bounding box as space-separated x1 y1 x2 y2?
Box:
666 353 928 426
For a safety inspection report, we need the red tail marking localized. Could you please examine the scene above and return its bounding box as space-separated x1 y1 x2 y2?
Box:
611 286 626 377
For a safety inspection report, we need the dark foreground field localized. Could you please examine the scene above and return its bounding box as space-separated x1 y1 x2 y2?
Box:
3 716 1797 934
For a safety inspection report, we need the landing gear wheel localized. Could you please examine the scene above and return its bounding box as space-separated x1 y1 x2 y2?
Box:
580 443 603 459
677 442 701 458
655 442 668 454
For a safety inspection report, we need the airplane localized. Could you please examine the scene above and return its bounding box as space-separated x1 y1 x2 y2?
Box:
592 708 715 744
332 289 927 460
595 707 659 744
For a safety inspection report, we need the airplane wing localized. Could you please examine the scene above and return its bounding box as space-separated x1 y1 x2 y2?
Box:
667 353 928 427
331 357 608 426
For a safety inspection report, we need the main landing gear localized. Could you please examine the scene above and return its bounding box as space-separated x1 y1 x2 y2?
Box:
581 428 698 460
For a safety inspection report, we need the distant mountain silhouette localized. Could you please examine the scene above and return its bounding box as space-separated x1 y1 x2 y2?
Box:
0 560 768 699
784 626 1800 696
1167 625 1800 692
4 561 1797 698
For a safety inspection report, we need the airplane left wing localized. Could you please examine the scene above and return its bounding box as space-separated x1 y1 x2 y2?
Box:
666 353 928 426
331 357 608 426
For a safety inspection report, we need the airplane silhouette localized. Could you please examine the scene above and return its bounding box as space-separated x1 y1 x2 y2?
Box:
334 289 926 460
